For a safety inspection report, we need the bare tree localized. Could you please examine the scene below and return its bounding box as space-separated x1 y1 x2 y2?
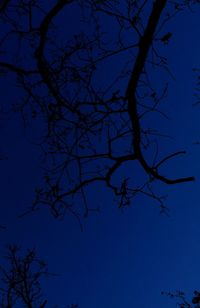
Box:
0 0 198 221
0 245 49 308
0 245 80 308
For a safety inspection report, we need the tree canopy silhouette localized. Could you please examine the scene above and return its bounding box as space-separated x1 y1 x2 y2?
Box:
0 245 49 307
1 1 200 307
0 0 197 221
163 290 200 308
0 245 79 308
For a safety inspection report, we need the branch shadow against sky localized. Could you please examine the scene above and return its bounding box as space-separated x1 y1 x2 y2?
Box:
0 0 200 307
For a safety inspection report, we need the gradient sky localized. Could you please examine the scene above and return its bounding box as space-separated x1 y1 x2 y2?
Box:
0 2 200 308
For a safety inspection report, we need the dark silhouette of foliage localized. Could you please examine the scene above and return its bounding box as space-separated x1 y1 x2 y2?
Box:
163 290 200 307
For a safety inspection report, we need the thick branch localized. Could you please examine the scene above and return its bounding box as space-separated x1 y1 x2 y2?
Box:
35 0 74 109
0 0 10 12
126 0 194 184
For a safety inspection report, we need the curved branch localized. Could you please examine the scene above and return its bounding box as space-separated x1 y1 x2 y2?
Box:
35 0 75 110
154 151 187 169
126 0 194 184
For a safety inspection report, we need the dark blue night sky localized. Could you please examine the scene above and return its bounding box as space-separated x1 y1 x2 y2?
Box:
0 1 200 307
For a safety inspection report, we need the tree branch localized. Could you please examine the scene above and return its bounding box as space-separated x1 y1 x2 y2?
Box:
126 0 194 184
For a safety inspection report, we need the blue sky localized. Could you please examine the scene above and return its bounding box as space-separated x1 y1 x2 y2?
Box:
1 1 200 307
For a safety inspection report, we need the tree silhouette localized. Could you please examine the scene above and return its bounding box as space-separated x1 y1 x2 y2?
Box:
0 0 197 221
0 245 80 307
0 245 49 307
1 1 200 307
163 290 200 307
